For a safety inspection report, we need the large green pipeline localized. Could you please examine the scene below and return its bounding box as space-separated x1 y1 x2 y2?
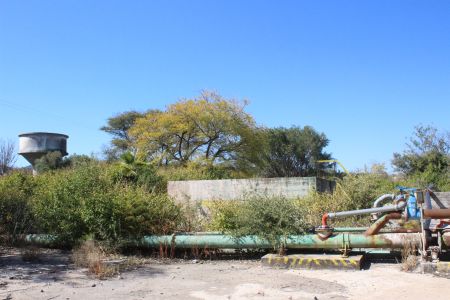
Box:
129 232 421 250
24 232 421 250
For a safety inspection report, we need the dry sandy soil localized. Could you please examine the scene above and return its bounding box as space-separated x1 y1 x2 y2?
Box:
1 247 449 300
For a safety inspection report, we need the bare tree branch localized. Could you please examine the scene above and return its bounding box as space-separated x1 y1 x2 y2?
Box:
0 139 17 175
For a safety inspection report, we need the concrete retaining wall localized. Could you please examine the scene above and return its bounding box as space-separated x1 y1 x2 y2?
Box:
167 177 334 203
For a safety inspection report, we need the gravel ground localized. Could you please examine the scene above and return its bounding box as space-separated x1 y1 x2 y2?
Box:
1 247 449 300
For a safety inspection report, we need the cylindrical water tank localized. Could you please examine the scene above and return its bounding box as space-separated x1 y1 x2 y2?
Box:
18 132 69 173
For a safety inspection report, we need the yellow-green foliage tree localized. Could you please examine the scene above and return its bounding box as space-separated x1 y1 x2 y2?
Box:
129 91 264 172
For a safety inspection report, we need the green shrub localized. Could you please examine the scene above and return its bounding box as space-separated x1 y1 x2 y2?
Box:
176 200 209 232
32 166 97 244
34 151 70 173
339 173 396 210
206 200 242 232
207 196 308 250
297 173 397 227
297 189 366 227
109 152 165 193
32 163 182 245
207 173 399 236
117 187 182 237
0 172 36 241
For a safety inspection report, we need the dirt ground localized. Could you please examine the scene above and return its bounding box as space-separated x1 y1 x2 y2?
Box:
1 247 449 300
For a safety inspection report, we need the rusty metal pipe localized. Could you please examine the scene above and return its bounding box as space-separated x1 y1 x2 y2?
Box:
422 209 450 219
364 213 402 236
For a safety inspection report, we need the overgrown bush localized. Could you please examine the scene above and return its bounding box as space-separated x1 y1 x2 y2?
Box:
177 200 209 232
0 171 36 242
33 165 98 244
207 196 308 250
3 152 442 250
338 173 396 210
34 151 69 173
109 152 165 193
32 162 181 245
207 172 399 237
297 173 396 227
117 186 182 237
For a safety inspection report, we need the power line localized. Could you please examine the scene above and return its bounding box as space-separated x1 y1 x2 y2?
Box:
0 98 98 131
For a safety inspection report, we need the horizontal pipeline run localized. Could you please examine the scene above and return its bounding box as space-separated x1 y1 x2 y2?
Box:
127 233 422 250
23 233 422 250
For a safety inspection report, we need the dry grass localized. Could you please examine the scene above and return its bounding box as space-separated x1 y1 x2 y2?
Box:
71 240 119 279
21 246 41 262
72 240 148 279
401 237 419 272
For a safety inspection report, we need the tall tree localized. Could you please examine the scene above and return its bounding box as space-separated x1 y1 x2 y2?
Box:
101 111 146 160
129 91 263 169
0 139 17 175
262 126 332 177
392 125 449 187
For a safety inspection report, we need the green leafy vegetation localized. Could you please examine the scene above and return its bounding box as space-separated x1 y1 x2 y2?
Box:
393 125 449 191
206 172 397 238
101 110 146 161
261 126 331 177
0 161 181 247
0 92 448 251
34 151 69 173
0 172 36 242
128 91 265 175
207 197 308 250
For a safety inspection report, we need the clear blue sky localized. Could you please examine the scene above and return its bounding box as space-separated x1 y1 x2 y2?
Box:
1 0 449 171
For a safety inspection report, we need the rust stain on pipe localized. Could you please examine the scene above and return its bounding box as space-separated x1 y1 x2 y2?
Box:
423 209 450 219
365 213 402 236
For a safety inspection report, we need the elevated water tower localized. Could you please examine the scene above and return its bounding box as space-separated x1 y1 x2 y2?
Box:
18 132 69 174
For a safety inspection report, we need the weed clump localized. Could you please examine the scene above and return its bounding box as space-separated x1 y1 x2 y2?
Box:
207 196 308 251
72 240 148 279
401 236 419 272
72 240 119 279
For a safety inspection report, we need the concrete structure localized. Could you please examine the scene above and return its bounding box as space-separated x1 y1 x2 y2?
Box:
261 253 363 270
168 177 334 203
18 132 68 174
421 261 450 275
